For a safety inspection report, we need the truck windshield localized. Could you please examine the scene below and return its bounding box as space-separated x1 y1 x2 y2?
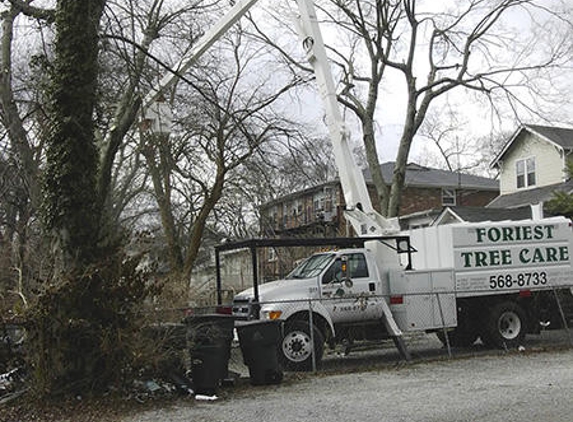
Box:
286 253 334 279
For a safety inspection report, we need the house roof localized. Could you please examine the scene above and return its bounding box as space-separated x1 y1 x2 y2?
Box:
527 124 573 149
487 179 573 209
364 162 499 191
261 162 499 209
263 161 499 207
491 124 573 168
436 206 532 224
397 207 442 230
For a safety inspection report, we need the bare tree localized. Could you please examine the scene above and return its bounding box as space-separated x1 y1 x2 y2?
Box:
0 0 226 394
416 106 506 178
313 0 571 217
138 28 304 284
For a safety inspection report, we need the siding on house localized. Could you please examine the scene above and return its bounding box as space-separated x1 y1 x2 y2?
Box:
499 131 565 195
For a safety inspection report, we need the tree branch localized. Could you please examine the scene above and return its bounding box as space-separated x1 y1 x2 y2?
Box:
6 0 55 21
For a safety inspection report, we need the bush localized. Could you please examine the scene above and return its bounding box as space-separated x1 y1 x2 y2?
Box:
24 253 161 397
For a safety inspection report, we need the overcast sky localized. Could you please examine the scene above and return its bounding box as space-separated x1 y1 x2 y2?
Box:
266 0 573 170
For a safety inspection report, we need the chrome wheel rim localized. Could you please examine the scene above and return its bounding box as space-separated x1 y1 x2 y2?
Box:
498 311 521 340
282 330 312 362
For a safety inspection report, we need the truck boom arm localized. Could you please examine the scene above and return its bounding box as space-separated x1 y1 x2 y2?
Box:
142 0 260 110
294 0 399 236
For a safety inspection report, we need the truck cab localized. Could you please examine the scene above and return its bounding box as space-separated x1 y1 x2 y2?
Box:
232 248 393 370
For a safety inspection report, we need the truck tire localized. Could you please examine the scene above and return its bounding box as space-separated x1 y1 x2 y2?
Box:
279 320 324 371
481 301 526 349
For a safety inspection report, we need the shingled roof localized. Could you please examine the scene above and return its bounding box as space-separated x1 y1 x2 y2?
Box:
487 179 573 209
437 206 532 223
526 124 573 149
364 162 499 191
261 162 499 208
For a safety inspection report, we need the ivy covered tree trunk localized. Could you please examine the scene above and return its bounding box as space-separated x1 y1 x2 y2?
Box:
29 0 118 395
42 0 106 271
5 0 168 397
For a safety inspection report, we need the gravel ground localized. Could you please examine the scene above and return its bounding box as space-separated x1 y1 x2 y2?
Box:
122 347 573 422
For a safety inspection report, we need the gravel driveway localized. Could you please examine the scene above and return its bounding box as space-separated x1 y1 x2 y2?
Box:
124 348 573 422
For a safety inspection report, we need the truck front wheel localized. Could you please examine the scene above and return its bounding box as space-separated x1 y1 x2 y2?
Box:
279 320 324 371
481 301 526 349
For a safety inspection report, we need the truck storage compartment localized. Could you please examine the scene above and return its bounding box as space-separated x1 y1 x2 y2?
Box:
389 269 457 331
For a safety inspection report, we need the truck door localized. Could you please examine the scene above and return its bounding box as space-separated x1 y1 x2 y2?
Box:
320 253 383 323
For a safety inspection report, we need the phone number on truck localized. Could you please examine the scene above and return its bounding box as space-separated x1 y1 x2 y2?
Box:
489 272 547 290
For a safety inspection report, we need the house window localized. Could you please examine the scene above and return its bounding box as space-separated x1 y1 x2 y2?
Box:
442 188 456 206
324 187 333 212
313 194 325 212
516 157 536 189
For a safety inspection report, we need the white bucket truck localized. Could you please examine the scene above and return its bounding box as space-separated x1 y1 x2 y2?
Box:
231 217 573 370
140 0 573 370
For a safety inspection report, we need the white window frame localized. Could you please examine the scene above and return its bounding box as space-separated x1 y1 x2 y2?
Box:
268 247 277 262
441 188 456 206
313 193 325 212
516 157 536 189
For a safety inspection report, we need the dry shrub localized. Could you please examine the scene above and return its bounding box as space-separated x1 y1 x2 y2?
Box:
150 273 189 311
24 253 162 397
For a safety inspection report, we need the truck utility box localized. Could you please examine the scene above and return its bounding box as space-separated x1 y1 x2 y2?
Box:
389 269 457 331
407 217 573 296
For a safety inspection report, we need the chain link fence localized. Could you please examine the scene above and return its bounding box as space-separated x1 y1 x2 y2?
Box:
122 276 573 382
207 239 573 377
223 285 573 376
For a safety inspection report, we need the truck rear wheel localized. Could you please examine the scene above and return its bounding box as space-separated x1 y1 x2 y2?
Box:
481 301 526 349
279 320 324 371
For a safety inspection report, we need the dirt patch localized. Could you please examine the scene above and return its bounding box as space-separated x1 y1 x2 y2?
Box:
0 393 183 422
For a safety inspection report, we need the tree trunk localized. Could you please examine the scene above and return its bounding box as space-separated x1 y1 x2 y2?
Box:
142 134 184 272
0 7 40 209
42 0 106 270
361 117 389 216
388 73 419 218
183 172 225 280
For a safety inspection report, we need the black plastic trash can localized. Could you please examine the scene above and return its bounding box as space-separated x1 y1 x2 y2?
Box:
185 314 235 395
236 320 283 385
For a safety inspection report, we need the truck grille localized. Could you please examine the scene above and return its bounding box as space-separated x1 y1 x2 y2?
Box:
232 298 260 320
232 299 252 319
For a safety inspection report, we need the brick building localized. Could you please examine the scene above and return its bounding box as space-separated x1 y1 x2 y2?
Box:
260 162 499 237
